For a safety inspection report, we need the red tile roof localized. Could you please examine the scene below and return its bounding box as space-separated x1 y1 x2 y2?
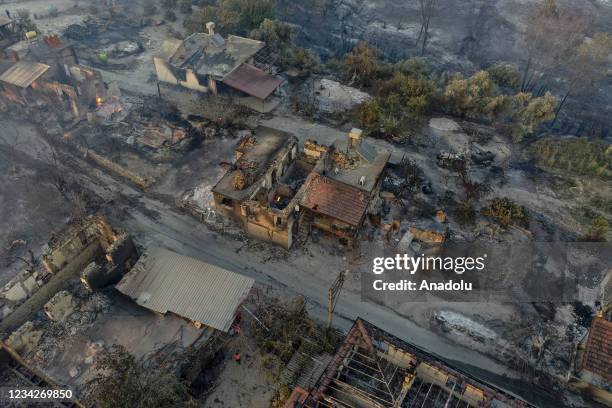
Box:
582 317 612 381
222 63 283 100
300 174 368 227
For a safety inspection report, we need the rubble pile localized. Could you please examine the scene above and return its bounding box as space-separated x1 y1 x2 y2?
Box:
63 15 143 48
0 269 45 320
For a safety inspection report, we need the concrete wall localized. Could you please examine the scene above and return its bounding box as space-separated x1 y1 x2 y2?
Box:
154 57 179 85
311 213 356 243
212 138 301 248
43 223 104 273
245 218 292 249
179 69 209 93
154 58 210 93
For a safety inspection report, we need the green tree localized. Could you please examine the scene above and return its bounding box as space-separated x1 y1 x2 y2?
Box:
443 70 509 120
482 197 530 228
184 0 274 34
223 0 276 31
531 137 612 178
84 345 189 408
394 57 428 78
508 91 556 142
486 63 520 91
355 72 433 139
587 217 609 242
184 5 240 34
344 42 382 87
249 18 292 50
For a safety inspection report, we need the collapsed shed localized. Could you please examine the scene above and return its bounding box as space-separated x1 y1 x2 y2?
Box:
115 248 254 332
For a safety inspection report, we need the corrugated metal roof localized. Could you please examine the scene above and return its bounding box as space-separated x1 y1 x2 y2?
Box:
222 63 284 100
0 61 50 88
116 248 254 332
582 317 612 381
300 174 369 227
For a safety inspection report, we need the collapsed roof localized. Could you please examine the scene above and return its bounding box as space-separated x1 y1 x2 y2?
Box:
167 32 264 79
292 318 535 408
212 126 297 201
115 248 254 332
313 133 391 193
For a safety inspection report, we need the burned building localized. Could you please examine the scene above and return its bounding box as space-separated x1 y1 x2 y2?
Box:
212 127 390 248
284 318 535 408
0 16 17 50
212 126 302 248
0 36 105 122
154 22 284 112
300 129 390 244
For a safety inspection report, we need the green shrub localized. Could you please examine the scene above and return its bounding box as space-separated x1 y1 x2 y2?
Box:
394 57 428 77
455 200 476 225
355 72 434 139
482 197 530 227
586 217 609 241
486 63 520 90
343 42 383 87
531 137 612 178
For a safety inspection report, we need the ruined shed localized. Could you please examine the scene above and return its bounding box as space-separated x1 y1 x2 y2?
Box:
0 61 50 88
115 248 254 332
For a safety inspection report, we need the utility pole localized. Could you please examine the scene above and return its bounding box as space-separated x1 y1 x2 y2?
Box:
327 269 347 329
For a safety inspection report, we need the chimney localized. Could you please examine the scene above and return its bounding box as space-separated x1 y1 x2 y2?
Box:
348 128 363 150
206 22 215 36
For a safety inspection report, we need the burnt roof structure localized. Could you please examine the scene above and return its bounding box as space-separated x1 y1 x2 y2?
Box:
115 248 254 332
287 318 535 408
581 317 612 381
167 32 264 79
313 129 390 193
212 126 297 201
